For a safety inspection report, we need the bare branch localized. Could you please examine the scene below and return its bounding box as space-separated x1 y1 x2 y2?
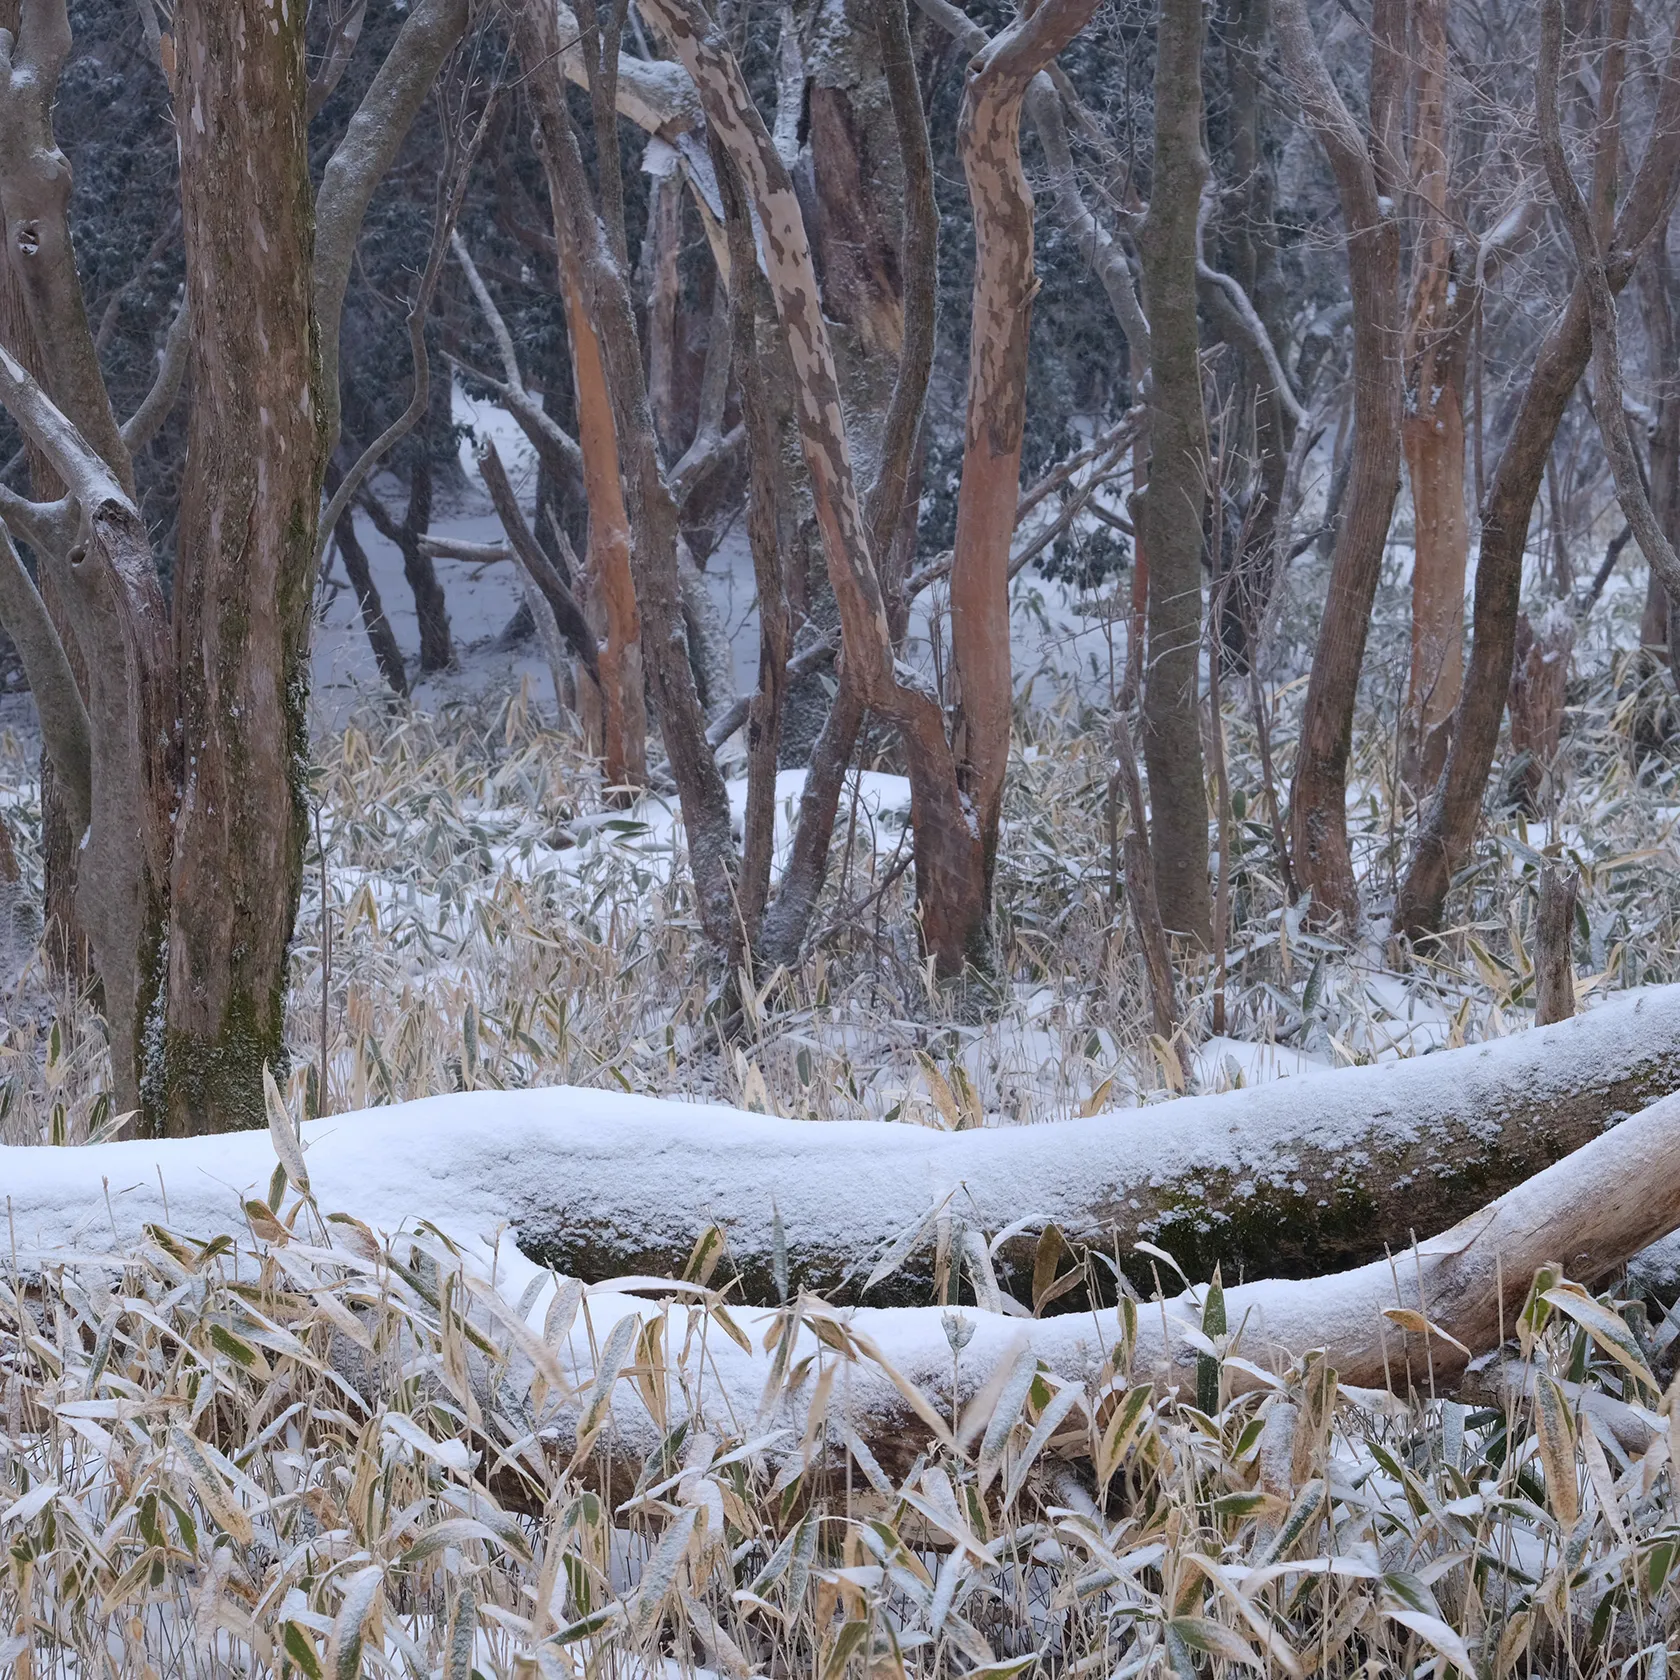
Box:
1538 0 1680 608
0 520 89 832
477 438 600 684
312 0 470 456
315 88 493 563
448 234 586 491
307 0 367 122
118 292 189 454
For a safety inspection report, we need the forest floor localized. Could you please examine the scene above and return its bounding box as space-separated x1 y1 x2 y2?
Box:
5 421 1680 1670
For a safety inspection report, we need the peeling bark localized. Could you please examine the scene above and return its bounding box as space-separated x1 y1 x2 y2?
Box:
639 0 1095 975
519 0 736 938
163 0 323 1135
1399 0 1472 795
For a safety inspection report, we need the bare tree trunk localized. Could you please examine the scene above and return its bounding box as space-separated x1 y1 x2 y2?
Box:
1275 0 1406 928
162 0 324 1134
643 159 685 460
1212 0 1294 672
1534 864 1578 1027
558 238 649 794
330 496 410 697
1113 706 1183 1056
402 377 453 674
0 0 130 492
0 0 468 1134
1640 241 1679 664
752 0 936 972
715 144 789 949
1507 606 1573 814
1399 0 1471 796
1395 12 1680 941
1134 0 1212 948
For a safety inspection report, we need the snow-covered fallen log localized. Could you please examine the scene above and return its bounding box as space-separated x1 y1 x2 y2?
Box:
550 1081 1680 1474
5 987 1680 1303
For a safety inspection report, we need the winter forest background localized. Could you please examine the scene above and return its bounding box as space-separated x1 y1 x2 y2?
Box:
7 0 1680 1669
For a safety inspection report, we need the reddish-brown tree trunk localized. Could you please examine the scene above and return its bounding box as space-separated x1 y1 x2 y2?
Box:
162 0 324 1133
1399 0 1471 795
559 241 649 795
1276 0 1406 929
1395 16 1680 941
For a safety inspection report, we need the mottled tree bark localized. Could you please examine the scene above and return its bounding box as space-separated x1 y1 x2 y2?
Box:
1134 0 1212 947
0 0 468 1135
644 0 1094 974
1275 0 1406 928
1399 0 1472 795
163 0 324 1134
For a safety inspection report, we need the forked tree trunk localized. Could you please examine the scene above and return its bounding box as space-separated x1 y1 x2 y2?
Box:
0 0 466 1135
1134 0 1212 948
640 0 1096 977
1395 12 1680 942
1399 0 1471 796
1276 0 1405 928
162 0 324 1135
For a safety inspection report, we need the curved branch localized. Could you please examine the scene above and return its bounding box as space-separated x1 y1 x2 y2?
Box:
118 292 190 454
312 0 471 456
0 521 89 832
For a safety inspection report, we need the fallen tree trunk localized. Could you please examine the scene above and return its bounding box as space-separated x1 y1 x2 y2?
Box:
550 1080 1680 1479
6 988 1680 1305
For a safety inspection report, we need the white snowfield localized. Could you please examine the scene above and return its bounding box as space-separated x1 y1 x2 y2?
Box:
3 986 1679 1295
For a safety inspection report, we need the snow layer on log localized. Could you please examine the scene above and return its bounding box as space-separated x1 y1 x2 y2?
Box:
360 1082 1680 1475
4 986 1679 1302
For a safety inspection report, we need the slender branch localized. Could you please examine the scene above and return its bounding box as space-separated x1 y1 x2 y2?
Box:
307 0 368 121
449 234 586 488
1538 0 1680 607
705 633 837 749
0 520 90 833
315 88 493 563
477 439 600 683
312 0 471 457
118 293 190 453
